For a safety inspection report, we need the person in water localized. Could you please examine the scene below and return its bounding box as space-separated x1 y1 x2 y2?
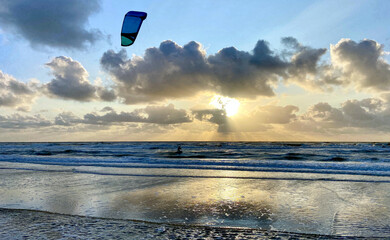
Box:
176 145 182 154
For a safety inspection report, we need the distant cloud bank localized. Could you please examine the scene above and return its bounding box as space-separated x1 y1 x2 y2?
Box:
2 97 390 137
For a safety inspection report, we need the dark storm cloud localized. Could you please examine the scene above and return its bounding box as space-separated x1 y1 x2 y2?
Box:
44 56 115 102
331 39 390 91
0 70 38 109
100 40 288 104
0 0 102 49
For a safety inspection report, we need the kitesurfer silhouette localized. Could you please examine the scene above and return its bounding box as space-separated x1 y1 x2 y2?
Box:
176 145 182 154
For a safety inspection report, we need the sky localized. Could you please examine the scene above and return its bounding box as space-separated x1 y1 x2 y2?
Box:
1 0 390 141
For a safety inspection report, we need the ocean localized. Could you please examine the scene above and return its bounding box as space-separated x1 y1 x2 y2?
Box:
0 142 389 238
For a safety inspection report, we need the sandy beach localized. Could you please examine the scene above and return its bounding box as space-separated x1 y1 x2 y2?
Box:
0 151 389 239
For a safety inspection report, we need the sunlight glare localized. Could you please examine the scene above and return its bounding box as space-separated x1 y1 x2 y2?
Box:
210 95 240 117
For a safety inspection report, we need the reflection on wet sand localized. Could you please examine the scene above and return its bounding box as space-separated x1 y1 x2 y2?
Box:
111 177 274 228
0 168 389 237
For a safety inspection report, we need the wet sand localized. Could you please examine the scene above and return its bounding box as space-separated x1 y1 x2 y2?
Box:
0 208 372 240
0 163 389 238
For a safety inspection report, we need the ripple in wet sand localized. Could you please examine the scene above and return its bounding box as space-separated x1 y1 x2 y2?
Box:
0 208 375 240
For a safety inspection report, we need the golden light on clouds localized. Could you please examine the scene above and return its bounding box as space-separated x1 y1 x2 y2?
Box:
210 95 240 117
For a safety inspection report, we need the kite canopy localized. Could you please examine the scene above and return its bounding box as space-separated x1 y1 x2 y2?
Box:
121 11 147 47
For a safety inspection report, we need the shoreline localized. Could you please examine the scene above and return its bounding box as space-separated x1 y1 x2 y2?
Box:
0 208 378 239
1 141 390 144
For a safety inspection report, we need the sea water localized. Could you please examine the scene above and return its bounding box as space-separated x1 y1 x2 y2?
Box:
0 142 389 237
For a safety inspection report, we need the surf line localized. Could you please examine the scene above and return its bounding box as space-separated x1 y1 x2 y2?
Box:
1 167 390 183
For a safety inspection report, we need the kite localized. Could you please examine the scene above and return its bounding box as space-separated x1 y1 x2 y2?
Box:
121 11 147 47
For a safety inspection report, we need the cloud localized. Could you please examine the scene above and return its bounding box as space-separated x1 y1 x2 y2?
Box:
56 104 192 126
193 109 229 132
4 98 390 138
100 106 114 112
253 105 299 124
104 37 384 103
96 87 116 102
1 56 116 106
54 112 84 126
282 37 326 75
44 56 115 102
1 104 191 130
0 70 38 109
271 37 390 93
279 38 390 93
289 98 390 132
193 104 298 133
0 0 102 49
82 111 144 125
0 113 51 129
138 104 192 124
331 39 390 91
100 41 213 104
45 56 96 101
208 40 286 98
282 37 341 91
192 99 390 135
101 40 288 104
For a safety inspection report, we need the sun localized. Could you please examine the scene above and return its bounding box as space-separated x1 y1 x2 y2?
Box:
210 95 240 117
